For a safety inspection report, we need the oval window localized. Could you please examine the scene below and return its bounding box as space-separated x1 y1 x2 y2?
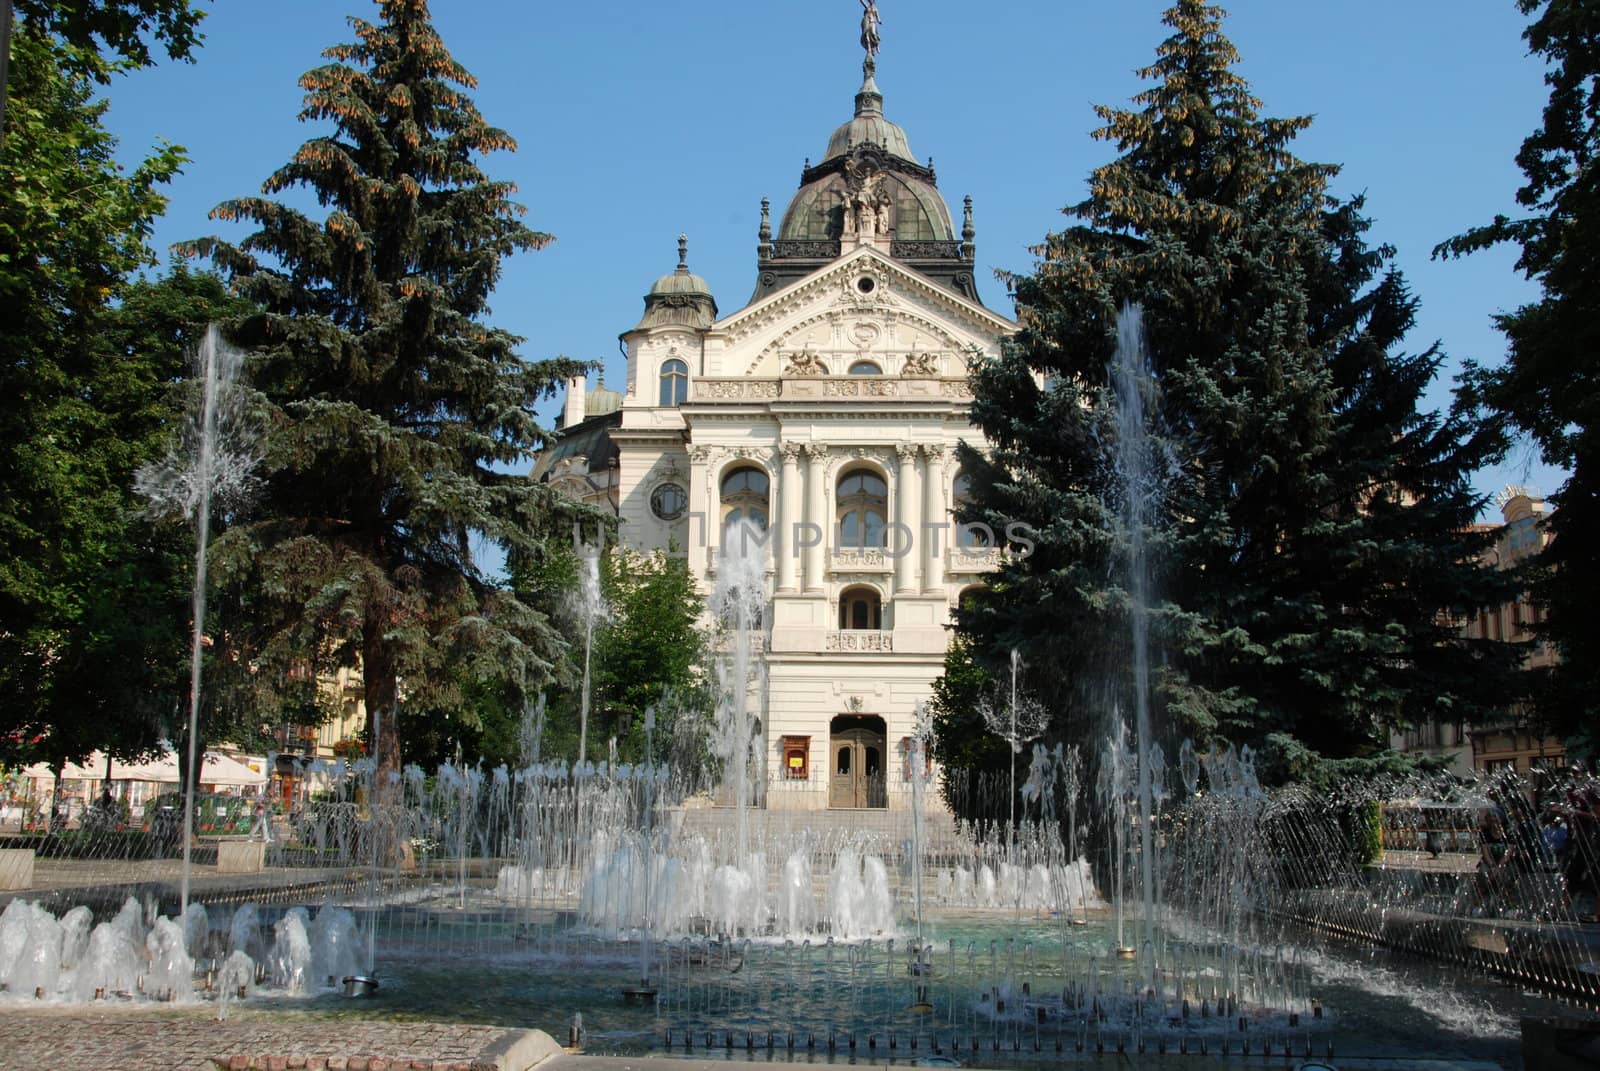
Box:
650 482 687 521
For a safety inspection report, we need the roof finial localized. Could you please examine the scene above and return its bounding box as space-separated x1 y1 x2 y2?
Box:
853 2 884 118
677 233 689 272
860 0 881 76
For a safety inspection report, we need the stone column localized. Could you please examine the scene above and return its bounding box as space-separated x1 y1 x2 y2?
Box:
687 445 714 576
894 444 920 594
778 442 803 592
922 444 947 593
803 445 827 592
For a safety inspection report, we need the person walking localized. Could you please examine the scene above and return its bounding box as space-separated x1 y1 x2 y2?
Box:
250 796 273 843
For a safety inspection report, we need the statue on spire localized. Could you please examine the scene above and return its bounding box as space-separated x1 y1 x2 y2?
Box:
860 0 881 66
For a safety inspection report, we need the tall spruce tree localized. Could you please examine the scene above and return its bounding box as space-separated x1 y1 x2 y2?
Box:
182 0 590 781
950 0 1518 792
1436 0 1600 759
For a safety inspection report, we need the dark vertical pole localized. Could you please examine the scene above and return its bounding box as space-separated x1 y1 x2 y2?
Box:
0 0 14 154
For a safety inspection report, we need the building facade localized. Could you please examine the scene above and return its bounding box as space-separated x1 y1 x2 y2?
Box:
1463 489 1565 774
1391 488 1565 775
537 55 1015 810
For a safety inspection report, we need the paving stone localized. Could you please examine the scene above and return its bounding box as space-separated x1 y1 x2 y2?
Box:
0 1008 536 1071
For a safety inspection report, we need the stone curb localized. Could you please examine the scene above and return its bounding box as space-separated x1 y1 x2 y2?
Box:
476 1028 563 1070
211 1029 559 1071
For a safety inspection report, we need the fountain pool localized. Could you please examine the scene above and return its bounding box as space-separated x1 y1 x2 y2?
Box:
230 909 1560 1066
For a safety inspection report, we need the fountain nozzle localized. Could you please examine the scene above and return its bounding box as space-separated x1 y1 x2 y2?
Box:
341 975 380 997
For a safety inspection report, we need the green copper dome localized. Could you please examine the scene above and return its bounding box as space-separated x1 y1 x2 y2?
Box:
776 71 955 244
585 377 622 418
633 235 718 331
823 72 914 162
748 16 983 308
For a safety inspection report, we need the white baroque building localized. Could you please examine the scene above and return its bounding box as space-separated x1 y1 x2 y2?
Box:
537 53 1014 811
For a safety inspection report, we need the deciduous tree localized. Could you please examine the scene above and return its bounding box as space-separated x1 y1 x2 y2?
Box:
0 30 191 772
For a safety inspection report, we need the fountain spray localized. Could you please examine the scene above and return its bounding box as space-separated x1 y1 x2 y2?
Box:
346 704 381 996
176 337 220 921
623 703 659 1005
981 650 1047 924
908 703 932 951
1110 304 1159 958
572 523 608 763
713 519 768 867
135 325 258 921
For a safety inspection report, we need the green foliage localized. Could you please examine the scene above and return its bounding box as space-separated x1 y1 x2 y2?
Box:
1436 0 1600 755
0 31 199 770
928 633 1011 817
594 549 708 763
949 0 1520 792
394 546 710 770
928 635 1004 770
181 0 597 777
11 1 206 78
1346 799 1384 866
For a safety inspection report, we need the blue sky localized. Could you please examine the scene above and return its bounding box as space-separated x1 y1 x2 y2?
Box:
103 0 1561 514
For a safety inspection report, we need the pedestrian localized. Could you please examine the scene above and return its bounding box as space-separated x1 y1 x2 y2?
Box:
1563 788 1600 921
251 797 273 843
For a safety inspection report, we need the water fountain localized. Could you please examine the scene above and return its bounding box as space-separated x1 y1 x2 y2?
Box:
1 723 1594 1064
4 312 1595 1065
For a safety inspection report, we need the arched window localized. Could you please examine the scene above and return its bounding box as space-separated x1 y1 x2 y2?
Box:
848 360 882 375
951 469 991 547
720 466 770 534
659 359 688 407
838 585 882 630
836 468 888 548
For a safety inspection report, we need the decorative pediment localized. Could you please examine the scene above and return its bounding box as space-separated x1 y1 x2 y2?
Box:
714 246 1013 380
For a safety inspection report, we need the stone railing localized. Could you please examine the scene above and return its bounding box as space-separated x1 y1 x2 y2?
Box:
713 631 768 654
691 378 782 401
826 630 894 652
829 548 893 573
690 377 973 402
770 239 842 259
945 546 1005 574
891 239 964 260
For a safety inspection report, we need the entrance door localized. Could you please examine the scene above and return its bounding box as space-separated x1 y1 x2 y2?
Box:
829 715 886 808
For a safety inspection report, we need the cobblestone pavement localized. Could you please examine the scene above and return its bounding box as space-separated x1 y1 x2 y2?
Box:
0 1006 551 1071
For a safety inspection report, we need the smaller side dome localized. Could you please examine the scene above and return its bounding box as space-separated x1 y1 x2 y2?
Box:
634 234 718 331
586 368 622 418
